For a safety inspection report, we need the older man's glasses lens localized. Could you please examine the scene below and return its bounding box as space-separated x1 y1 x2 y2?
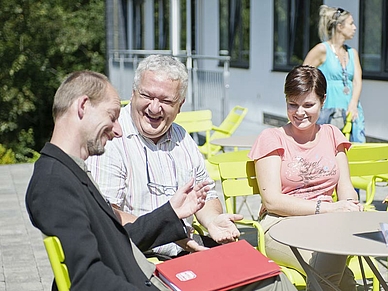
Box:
144 147 178 196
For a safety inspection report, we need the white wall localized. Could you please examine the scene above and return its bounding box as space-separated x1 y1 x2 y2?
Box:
197 0 387 140
108 0 388 140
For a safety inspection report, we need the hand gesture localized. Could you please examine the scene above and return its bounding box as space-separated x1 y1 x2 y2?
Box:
176 238 209 253
332 199 363 212
170 179 210 219
207 213 243 244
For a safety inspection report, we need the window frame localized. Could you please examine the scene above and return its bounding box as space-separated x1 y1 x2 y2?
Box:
219 0 250 69
272 0 322 72
359 0 388 80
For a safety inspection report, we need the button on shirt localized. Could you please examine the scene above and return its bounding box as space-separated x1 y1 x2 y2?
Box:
86 105 217 256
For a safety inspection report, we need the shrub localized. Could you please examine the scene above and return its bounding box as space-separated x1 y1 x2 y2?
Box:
0 144 16 164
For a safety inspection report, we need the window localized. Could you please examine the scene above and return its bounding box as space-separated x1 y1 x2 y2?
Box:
153 0 196 51
219 0 250 68
273 0 322 71
131 0 196 51
154 0 169 50
132 0 144 49
359 0 388 80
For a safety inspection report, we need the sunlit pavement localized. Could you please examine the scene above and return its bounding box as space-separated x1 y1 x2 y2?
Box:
0 163 387 291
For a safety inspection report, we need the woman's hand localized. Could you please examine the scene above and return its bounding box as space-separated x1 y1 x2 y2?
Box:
329 199 363 212
347 101 359 121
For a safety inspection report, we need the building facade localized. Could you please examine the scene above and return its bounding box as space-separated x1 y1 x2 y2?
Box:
106 0 388 141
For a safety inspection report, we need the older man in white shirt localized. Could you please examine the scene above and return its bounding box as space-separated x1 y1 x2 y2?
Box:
86 55 243 258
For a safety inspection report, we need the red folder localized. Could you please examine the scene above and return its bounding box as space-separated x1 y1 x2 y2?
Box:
155 240 280 291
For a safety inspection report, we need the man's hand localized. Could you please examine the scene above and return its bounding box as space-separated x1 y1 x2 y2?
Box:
176 238 208 253
170 179 210 219
207 213 243 244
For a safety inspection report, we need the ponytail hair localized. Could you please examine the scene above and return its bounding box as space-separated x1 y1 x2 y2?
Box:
318 5 350 41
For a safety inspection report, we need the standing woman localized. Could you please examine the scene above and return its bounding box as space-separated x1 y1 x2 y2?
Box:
303 5 365 143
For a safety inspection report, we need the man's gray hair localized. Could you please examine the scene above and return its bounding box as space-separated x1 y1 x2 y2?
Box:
133 55 188 102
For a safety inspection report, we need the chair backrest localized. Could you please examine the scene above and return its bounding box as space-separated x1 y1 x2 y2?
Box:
43 236 71 291
219 160 260 210
213 106 248 139
120 100 130 107
342 113 352 140
201 106 248 156
346 144 388 176
219 159 307 289
174 110 213 158
174 109 213 133
218 160 264 252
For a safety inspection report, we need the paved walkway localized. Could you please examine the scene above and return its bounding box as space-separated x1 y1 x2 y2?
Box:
0 163 387 291
0 163 51 291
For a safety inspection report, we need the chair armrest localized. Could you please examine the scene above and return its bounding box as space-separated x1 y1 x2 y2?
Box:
211 126 230 135
234 219 266 256
192 217 208 236
373 174 388 183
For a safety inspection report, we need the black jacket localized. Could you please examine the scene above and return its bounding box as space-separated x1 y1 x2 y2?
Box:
26 143 187 291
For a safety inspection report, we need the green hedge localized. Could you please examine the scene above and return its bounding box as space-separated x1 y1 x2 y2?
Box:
0 144 40 164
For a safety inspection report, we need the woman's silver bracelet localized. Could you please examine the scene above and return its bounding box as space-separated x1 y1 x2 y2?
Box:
315 200 322 214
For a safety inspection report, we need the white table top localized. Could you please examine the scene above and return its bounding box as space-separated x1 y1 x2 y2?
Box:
269 211 388 257
210 135 257 148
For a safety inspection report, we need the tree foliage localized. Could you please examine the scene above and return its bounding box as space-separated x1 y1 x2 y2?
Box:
0 0 105 162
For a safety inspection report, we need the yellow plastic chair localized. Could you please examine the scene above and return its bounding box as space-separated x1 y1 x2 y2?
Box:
174 110 220 180
218 159 380 290
44 235 164 289
198 106 248 156
342 113 352 140
120 100 130 106
346 256 379 291
218 160 306 289
210 150 254 216
346 143 388 210
192 216 208 236
43 236 71 291
330 196 380 290
174 110 213 159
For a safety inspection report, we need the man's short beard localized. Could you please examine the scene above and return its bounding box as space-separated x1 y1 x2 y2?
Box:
87 140 105 156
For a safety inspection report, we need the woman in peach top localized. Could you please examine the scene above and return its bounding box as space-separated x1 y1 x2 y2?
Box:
249 65 362 291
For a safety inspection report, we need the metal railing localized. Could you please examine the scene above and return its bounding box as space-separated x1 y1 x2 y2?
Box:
108 50 230 124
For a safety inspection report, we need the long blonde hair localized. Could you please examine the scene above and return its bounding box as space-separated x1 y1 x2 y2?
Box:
318 5 351 41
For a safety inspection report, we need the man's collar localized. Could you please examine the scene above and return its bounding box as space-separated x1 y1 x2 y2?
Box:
69 154 88 172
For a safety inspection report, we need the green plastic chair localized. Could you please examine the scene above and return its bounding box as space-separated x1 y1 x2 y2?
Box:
219 158 381 290
330 196 380 290
43 235 165 290
347 145 386 290
342 113 352 140
174 109 220 181
198 106 248 156
120 100 130 106
174 110 213 159
346 143 388 210
346 256 379 291
218 159 306 289
43 236 71 291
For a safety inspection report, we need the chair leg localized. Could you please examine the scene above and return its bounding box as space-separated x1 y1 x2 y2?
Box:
236 197 256 220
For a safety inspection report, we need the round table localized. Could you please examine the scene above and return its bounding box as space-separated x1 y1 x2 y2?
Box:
210 135 257 148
